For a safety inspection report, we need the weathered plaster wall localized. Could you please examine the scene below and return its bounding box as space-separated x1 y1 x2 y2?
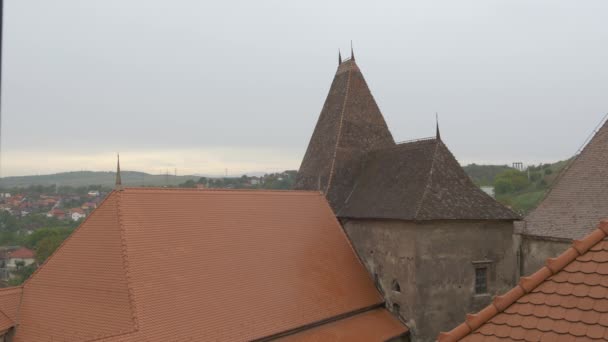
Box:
520 235 570 276
343 219 517 342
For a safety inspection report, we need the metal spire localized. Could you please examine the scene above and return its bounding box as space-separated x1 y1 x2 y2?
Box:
435 113 441 140
115 154 123 191
350 41 355 61
338 49 342 65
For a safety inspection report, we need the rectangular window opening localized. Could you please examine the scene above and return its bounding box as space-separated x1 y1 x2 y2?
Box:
475 267 488 294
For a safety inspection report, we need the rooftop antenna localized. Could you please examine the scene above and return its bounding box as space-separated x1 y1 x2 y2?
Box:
338 49 342 65
350 41 355 61
115 154 123 191
435 112 441 140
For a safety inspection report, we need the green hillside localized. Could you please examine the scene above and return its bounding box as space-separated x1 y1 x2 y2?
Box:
462 164 512 186
463 160 570 214
0 171 199 188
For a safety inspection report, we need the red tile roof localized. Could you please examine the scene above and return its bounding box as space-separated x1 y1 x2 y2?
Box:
7 188 406 341
438 219 608 341
0 287 22 333
70 208 86 215
8 247 35 259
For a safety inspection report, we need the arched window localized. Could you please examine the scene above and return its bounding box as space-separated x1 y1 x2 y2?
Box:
391 279 401 293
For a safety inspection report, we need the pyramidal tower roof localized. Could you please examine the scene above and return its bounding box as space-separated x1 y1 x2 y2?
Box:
294 56 395 212
524 118 608 240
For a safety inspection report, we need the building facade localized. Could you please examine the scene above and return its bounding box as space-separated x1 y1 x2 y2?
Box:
295 55 519 341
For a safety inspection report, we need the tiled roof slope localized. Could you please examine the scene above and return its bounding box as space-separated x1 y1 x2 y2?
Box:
338 138 519 220
9 188 407 341
524 119 608 240
16 193 137 341
294 59 395 213
0 287 22 333
438 219 608 341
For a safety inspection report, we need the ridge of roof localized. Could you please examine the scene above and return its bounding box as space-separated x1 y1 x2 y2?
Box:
438 219 608 342
115 190 140 331
325 57 353 194
294 58 395 212
536 115 608 206
414 138 441 220
523 117 608 240
19 191 120 290
120 187 323 195
15 191 138 339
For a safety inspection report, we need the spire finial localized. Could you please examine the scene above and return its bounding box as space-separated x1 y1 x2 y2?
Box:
350 40 355 61
115 153 123 191
338 49 342 65
435 113 441 140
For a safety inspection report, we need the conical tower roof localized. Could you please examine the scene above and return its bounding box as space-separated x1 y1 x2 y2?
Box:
525 118 608 240
294 58 395 212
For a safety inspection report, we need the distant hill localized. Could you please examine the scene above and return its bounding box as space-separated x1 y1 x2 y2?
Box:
463 160 571 214
462 164 513 186
0 171 199 188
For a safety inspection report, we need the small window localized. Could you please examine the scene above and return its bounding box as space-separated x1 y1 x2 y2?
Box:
392 302 401 315
391 279 401 293
475 267 488 294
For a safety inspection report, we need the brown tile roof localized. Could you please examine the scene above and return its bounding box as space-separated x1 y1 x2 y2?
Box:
294 59 395 212
296 58 517 221
338 138 519 220
524 119 608 240
7 188 406 341
438 219 608 341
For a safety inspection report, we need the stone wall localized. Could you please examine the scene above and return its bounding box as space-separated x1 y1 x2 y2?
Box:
519 235 570 276
342 219 517 342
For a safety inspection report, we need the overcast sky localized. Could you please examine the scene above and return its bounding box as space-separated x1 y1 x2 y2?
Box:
2 0 607 176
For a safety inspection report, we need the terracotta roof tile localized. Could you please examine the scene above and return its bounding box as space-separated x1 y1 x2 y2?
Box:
2 188 407 341
0 287 22 332
439 219 608 341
